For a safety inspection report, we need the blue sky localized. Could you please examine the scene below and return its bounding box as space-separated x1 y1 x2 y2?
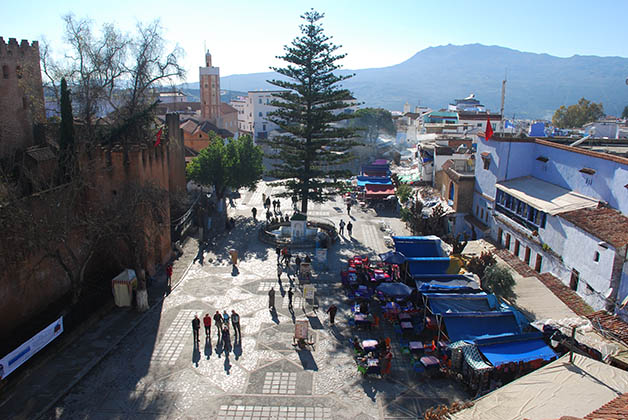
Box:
3 0 628 81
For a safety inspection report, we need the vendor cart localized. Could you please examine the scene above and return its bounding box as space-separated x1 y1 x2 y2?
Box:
292 320 315 350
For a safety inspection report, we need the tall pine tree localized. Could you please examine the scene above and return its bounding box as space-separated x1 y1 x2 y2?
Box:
58 77 75 182
266 10 358 214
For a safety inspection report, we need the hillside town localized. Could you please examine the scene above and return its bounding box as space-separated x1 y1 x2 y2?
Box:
2 7 628 420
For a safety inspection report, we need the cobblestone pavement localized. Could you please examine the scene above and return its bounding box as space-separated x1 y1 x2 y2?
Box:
42 181 469 420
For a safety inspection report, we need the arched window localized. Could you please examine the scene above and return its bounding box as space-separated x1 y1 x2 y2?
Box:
2 65 9 79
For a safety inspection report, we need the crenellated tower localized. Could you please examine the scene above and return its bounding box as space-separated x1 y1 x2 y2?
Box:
0 37 45 158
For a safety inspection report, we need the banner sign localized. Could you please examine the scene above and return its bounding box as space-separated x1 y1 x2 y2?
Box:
0 316 63 380
316 248 327 262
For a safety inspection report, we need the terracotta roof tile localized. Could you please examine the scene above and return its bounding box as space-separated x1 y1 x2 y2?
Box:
584 393 628 420
560 207 628 248
586 311 628 347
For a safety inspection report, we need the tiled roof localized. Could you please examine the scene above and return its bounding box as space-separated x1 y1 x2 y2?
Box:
560 207 628 248
584 393 628 420
25 146 55 161
586 311 628 347
220 103 237 114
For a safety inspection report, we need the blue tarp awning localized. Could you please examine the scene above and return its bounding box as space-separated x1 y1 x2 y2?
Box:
393 236 443 258
441 311 521 342
407 257 451 276
426 293 496 314
475 332 557 367
414 274 481 293
356 176 392 187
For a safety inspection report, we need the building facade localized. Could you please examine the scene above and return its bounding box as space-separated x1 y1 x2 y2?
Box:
0 37 45 158
468 137 628 317
230 90 282 142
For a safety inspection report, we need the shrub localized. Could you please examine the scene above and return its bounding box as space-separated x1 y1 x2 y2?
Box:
466 251 496 278
482 264 517 301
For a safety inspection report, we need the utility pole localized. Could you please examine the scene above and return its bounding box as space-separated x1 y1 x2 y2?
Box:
500 70 507 134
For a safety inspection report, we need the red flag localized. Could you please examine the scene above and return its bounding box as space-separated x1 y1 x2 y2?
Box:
485 116 494 140
154 128 162 147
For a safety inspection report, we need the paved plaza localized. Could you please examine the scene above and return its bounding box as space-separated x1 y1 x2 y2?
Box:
38 182 469 420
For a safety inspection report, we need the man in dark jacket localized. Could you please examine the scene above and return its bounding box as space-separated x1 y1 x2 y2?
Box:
192 314 201 342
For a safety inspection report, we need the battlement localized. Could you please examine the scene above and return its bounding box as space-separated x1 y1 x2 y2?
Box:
0 37 40 58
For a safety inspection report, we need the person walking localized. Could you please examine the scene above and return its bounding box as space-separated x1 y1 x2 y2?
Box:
294 255 302 275
285 249 292 267
275 245 281 263
262 193 267 208
203 313 212 338
288 287 294 310
266 209 272 223
268 287 276 310
222 325 231 351
347 221 353 237
276 200 281 212
339 220 345 236
231 310 241 341
222 310 230 332
166 263 173 287
192 314 201 342
252 207 257 221
265 197 271 210
213 310 223 341
326 304 337 325
346 202 351 215
277 263 283 282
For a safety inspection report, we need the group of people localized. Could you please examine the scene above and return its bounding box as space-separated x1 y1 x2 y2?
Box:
338 219 353 237
192 310 242 350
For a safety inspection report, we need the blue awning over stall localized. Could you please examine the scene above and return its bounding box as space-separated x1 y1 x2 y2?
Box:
426 293 497 314
475 332 557 367
441 311 521 342
407 257 451 276
414 274 481 293
356 176 392 187
393 236 444 257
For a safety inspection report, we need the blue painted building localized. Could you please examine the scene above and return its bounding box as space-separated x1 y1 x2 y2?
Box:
467 137 628 319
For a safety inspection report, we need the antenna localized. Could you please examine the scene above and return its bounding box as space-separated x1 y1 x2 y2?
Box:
500 69 507 133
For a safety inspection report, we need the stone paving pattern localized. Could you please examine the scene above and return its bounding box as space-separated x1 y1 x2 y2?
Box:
16 181 470 420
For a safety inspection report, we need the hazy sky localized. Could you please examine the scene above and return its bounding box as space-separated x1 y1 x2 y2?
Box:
3 0 628 82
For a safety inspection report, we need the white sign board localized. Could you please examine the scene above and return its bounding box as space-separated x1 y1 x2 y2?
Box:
0 316 63 380
303 285 316 300
316 248 327 262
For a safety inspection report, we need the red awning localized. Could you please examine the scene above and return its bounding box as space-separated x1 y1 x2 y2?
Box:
365 184 395 197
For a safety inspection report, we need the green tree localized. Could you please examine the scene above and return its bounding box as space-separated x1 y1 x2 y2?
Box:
186 134 263 200
482 264 516 301
351 107 395 142
552 97 605 128
58 77 75 182
621 105 628 119
395 184 412 204
266 10 358 214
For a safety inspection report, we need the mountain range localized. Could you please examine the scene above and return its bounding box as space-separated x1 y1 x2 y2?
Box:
208 44 628 120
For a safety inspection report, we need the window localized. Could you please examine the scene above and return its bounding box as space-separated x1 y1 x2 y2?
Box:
524 247 531 264
259 98 262 104
263 124 266 131
476 205 479 216
482 156 490 170
2 65 8 79
259 112 262 117
477 123 482 127
505 233 511 250
480 208 484 220
498 228 503 246
594 251 600 262
449 181 455 201
514 240 520 257
570 269 580 291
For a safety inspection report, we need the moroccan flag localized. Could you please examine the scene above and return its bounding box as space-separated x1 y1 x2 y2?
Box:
154 127 162 147
485 116 494 140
